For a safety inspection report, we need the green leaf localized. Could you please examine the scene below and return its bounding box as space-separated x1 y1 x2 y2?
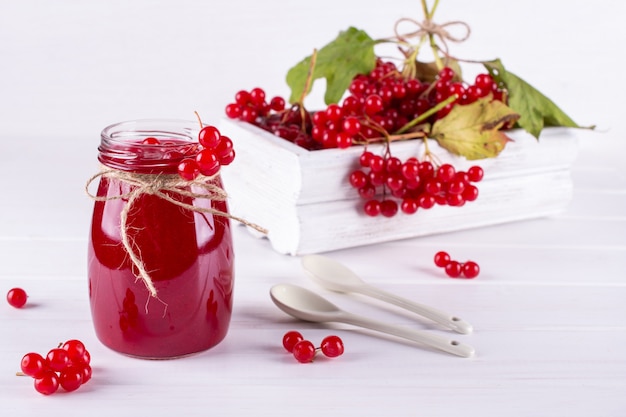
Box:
286 27 377 105
431 97 520 160
483 59 583 138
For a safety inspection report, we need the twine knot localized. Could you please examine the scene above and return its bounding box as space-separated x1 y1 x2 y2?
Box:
86 168 267 299
394 17 471 55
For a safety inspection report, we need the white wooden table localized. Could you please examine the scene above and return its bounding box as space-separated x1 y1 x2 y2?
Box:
1 1 625 416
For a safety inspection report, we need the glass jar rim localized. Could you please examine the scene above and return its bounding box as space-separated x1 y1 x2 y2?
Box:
99 119 200 174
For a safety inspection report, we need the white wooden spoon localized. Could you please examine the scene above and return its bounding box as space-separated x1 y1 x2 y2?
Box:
270 283 475 358
301 254 473 334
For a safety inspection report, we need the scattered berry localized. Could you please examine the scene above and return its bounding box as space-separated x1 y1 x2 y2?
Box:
18 340 92 395
434 252 481 279
320 335 344 358
433 251 451 267
46 348 70 372
20 353 47 378
444 261 463 278
58 366 83 392
462 261 480 279
292 340 316 363
80 363 93 384
34 370 59 395
283 332 345 363
282 330 304 353
61 339 87 364
7 287 28 308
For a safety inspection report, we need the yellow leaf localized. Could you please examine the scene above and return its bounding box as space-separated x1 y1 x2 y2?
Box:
430 98 520 160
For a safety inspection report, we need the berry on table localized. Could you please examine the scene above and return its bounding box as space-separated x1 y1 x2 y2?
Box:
292 340 316 363
444 261 463 278
34 370 59 395
434 251 451 267
46 348 70 372
18 339 92 395
20 353 47 378
62 339 87 364
59 365 84 392
320 335 344 358
283 332 345 363
462 261 480 279
434 251 481 279
80 363 93 384
282 330 304 353
7 287 28 308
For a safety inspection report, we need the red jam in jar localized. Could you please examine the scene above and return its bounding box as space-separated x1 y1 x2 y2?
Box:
88 120 234 358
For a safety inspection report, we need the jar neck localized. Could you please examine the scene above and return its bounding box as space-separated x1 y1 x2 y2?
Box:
99 119 199 174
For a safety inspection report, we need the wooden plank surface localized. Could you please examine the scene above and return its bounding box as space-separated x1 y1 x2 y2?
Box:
1 1 625 416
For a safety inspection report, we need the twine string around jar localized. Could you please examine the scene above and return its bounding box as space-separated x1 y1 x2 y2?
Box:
86 168 268 299
394 17 471 56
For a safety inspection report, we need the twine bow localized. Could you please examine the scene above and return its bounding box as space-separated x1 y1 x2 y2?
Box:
394 17 471 56
86 168 267 298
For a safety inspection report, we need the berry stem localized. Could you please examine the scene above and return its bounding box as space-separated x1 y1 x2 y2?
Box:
421 136 442 165
395 94 457 134
427 0 441 19
299 48 318 104
294 48 318 132
429 35 444 70
354 130 427 146
194 111 203 129
423 0 444 70
420 0 429 18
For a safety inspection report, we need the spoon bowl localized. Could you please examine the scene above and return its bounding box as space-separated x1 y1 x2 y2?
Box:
270 283 342 322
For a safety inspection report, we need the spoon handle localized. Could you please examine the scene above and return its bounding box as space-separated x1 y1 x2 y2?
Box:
357 284 473 334
338 311 475 358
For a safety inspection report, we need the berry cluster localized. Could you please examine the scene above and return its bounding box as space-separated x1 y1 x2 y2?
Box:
282 331 344 363
434 251 480 279
226 87 319 149
137 124 235 181
19 339 92 395
7 287 28 308
225 87 286 123
350 158 484 217
225 61 506 152
176 124 235 180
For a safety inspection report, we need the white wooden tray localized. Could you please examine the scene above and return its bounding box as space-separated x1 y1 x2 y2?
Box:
219 119 579 255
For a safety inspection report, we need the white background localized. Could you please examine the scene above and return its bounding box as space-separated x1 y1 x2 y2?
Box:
1 1 625 416
0 0 621 138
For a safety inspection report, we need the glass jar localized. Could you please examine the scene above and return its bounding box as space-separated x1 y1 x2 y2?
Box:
87 119 234 359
